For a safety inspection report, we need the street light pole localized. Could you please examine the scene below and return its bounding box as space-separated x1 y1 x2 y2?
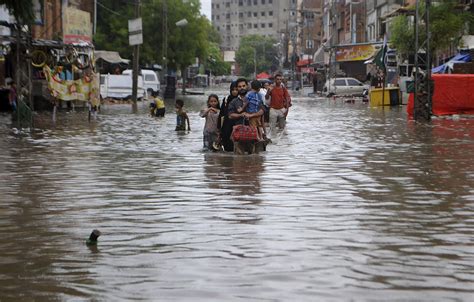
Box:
254 48 257 79
131 0 141 112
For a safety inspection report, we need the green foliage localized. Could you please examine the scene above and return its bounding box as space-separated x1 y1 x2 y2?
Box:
390 1 472 58
206 42 230 76
94 1 134 59
0 0 34 25
95 0 214 72
235 35 278 78
389 15 414 57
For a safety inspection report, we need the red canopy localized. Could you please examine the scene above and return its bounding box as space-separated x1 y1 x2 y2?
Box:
256 72 270 79
407 74 474 116
297 59 312 67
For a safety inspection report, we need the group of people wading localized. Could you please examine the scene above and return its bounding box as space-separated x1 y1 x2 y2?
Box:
200 73 291 154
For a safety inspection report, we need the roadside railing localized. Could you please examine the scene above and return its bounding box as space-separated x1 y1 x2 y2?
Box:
14 98 34 129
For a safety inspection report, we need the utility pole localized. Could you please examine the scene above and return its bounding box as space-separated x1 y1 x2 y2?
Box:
131 0 141 112
413 0 432 121
162 0 168 80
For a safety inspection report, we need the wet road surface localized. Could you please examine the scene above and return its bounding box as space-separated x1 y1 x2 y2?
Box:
0 95 473 301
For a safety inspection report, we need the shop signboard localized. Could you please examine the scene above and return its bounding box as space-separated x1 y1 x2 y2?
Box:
335 44 380 62
63 7 92 44
128 18 143 46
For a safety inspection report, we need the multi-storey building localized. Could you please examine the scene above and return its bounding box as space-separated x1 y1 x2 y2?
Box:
211 0 291 51
300 0 324 56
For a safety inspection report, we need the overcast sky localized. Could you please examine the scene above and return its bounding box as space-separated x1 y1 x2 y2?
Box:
200 0 212 20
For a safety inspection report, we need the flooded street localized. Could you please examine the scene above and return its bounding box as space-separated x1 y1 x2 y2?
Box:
1 95 473 301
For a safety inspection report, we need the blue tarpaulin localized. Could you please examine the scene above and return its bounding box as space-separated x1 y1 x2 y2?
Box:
432 53 471 74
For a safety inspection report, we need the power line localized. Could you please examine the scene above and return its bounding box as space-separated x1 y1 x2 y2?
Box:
97 1 122 16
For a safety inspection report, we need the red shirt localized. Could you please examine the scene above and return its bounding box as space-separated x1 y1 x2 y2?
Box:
269 86 290 110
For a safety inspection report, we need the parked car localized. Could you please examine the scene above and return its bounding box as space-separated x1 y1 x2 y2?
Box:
122 69 160 96
100 74 145 100
323 77 369 97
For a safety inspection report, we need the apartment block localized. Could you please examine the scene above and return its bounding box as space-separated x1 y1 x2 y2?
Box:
211 0 291 51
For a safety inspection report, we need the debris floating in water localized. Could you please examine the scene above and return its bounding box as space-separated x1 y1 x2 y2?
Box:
86 229 101 245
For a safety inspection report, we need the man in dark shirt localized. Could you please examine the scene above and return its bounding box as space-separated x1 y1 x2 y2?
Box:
228 78 249 124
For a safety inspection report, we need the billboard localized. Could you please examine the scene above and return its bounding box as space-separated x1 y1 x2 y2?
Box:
335 44 381 62
63 7 92 44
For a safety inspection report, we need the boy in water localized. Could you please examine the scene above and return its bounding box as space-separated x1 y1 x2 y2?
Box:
175 99 190 131
149 91 165 117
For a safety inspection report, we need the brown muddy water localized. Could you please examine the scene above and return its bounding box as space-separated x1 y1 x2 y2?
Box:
0 96 473 301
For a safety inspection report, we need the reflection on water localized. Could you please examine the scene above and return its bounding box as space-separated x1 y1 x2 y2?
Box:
0 98 473 301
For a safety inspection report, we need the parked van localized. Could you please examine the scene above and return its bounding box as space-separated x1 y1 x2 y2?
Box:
122 69 160 96
100 74 145 100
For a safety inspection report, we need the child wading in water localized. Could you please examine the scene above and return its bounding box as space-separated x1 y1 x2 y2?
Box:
199 94 220 150
242 80 265 141
149 91 165 117
175 99 190 131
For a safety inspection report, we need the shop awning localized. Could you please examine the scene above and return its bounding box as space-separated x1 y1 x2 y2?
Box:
296 59 312 67
256 71 270 79
335 43 381 62
432 53 471 74
95 50 129 64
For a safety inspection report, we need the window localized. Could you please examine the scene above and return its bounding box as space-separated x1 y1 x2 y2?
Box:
261 23 266 28
33 0 44 25
306 39 314 49
248 12 251 17
269 11 273 16
253 12 257 17
269 0 272 3
216 15 220 20
268 23 273 28
247 23 252 29
226 25 231 30
226 2 230 7
347 79 361 86
254 0 258 5
261 12 265 16
239 0 243 5
226 13 230 19
145 74 156 82
334 79 346 86
254 23 258 28
239 12 243 18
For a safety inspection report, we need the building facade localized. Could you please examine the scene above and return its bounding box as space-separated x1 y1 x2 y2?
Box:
211 0 291 51
300 0 324 56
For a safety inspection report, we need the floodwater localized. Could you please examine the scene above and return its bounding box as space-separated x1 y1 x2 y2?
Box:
0 95 473 301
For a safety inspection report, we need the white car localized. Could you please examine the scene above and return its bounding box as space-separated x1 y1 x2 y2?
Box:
323 77 369 97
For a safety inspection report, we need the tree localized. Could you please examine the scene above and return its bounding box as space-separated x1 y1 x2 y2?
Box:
94 0 134 59
95 0 212 73
235 35 278 77
0 0 34 25
205 42 230 76
390 1 473 61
